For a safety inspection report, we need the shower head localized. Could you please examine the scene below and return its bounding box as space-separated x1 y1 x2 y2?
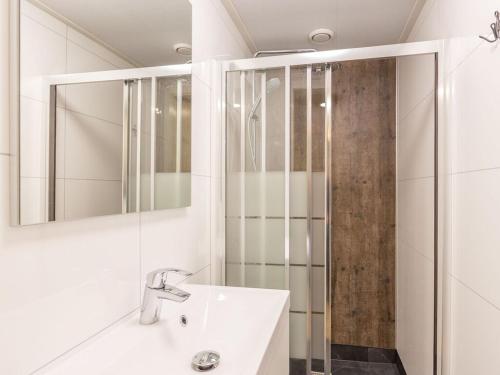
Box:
266 77 281 93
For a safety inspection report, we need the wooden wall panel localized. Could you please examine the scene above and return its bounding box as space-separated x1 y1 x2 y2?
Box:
330 59 396 348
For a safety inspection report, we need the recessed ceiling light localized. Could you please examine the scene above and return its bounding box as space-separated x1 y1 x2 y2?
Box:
309 28 334 44
173 43 192 56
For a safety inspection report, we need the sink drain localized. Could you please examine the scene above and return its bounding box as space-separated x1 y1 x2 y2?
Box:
191 350 220 372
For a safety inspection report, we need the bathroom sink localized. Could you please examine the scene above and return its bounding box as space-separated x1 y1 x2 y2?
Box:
35 285 290 375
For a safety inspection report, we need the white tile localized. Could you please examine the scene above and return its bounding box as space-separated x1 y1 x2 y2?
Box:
67 27 134 69
397 54 435 120
452 169 500 308
449 41 500 172
449 278 500 375
20 97 46 178
191 0 250 63
397 177 434 262
20 14 66 101
64 179 121 220
64 111 122 181
185 265 211 285
67 41 116 74
65 81 123 125
397 94 435 180
439 0 500 41
140 175 211 289
407 0 441 42
191 76 211 177
396 242 434 375
20 176 46 225
21 0 66 36
0 156 140 375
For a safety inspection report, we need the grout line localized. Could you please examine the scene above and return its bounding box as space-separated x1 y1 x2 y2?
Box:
452 165 500 176
58 177 121 182
398 175 434 182
65 108 123 128
398 89 434 123
451 275 500 313
0 152 10 157
397 235 434 264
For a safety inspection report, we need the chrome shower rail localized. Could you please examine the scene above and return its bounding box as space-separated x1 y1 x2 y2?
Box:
254 49 318 58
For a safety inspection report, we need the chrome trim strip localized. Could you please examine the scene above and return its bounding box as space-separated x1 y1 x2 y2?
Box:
240 71 246 286
150 77 157 210
306 65 313 375
136 79 142 213
176 78 183 173
324 63 333 375
259 72 267 286
284 66 291 290
47 85 57 221
121 81 130 214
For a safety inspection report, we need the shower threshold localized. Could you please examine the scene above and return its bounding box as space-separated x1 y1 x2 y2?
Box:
290 344 407 375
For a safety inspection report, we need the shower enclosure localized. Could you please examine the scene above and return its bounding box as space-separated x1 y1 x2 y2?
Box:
224 41 444 375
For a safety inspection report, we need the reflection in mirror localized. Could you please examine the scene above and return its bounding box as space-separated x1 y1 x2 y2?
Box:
17 0 192 225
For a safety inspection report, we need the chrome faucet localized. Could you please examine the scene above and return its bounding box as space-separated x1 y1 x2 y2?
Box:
140 268 193 325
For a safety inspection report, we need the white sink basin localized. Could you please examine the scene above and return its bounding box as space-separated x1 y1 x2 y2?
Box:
35 284 290 375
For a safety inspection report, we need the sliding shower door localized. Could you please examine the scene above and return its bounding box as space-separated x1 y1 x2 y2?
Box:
225 64 331 374
226 68 287 290
224 42 441 375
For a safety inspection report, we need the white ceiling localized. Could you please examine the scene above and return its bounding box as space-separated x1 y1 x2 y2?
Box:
228 0 422 52
38 0 192 67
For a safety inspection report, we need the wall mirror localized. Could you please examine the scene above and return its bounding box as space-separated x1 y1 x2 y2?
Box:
11 0 192 225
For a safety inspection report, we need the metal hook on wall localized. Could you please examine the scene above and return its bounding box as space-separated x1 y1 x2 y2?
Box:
479 10 500 43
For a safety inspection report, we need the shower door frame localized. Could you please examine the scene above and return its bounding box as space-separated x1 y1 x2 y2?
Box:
221 39 446 375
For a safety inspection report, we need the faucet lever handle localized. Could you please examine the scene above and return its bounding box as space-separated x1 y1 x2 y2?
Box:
146 268 193 288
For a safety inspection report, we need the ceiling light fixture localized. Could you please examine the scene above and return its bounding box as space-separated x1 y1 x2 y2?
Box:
309 28 334 44
173 43 192 56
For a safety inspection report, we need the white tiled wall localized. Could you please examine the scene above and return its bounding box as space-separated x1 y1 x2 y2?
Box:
0 0 250 374
406 1 500 374
19 0 132 224
396 52 436 375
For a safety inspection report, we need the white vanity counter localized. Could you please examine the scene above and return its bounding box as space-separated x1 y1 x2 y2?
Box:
35 285 290 375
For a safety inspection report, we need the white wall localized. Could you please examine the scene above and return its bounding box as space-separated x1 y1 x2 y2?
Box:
406 1 500 374
0 0 250 374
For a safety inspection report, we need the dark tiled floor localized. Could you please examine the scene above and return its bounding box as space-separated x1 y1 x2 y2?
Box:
290 345 406 375
331 359 400 375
